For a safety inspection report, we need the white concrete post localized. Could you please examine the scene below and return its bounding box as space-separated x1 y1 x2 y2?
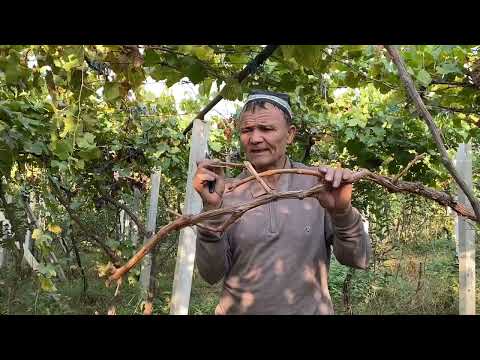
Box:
170 119 210 315
456 143 475 315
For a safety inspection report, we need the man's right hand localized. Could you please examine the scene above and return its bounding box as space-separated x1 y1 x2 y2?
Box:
193 159 225 211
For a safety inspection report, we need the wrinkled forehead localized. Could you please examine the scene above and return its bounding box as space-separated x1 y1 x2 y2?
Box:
238 103 286 126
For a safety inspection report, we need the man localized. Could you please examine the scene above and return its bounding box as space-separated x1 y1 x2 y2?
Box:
193 90 371 315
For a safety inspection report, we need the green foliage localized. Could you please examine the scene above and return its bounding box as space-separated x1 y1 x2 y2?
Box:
0 44 479 315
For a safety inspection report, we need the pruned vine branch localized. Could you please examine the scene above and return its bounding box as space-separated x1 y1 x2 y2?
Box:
107 165 478 287
385 45 480 222
392 153 426 183
243 161 273 193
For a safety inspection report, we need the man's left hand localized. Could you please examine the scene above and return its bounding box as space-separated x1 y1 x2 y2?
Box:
316 166 353 215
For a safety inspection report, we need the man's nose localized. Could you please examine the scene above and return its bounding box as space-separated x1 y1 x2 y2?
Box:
249 129 263 144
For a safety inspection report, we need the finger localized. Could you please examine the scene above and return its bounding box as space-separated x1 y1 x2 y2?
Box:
203 160 225 176
342 169 353 182
197 159 216 169
198 174 216 183
324 167 335 182
212 164 225 177
193 170 217 191
202 168 225 180
197 170 218 182
197 159 212 167
332 169 343 188
318 166 328 174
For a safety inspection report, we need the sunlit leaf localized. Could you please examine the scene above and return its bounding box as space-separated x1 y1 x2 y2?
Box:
47 224 62 234
32 229 43 240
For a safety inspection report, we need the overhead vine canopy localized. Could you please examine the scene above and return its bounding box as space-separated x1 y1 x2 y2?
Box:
1 45 479 182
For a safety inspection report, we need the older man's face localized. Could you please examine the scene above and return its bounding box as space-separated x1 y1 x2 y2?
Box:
239 103 296 172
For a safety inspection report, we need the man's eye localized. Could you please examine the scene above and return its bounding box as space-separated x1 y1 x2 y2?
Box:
241 128 252 133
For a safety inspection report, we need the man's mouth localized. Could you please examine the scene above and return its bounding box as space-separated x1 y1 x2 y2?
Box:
250 149 268 154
